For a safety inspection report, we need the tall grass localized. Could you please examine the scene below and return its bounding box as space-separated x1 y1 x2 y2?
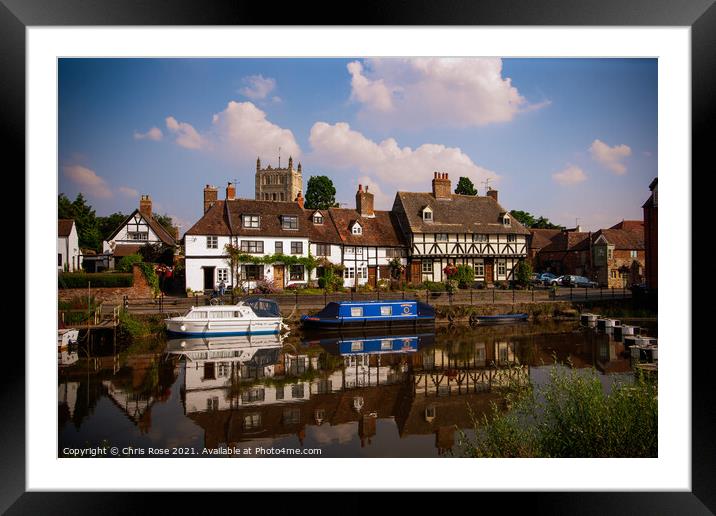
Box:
458 365 658 458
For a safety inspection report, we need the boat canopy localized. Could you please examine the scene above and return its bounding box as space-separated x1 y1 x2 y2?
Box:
242 296 281 318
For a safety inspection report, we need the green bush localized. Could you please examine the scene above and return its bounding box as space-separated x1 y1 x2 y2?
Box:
117 254 143 272
515 260 533 287
138 263 160 296
458 365 657 458
318 268 344 293
421 281 446 292
453 265 475 289
59 272 133 289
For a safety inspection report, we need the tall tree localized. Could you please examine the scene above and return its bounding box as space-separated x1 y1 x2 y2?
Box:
58 193 101 250
153 213 175 233
98 212 127 241
304 175 337 210
510 209 564 230
454 177 478 196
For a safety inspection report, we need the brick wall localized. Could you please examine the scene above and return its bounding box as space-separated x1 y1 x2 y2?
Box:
58 264 154 303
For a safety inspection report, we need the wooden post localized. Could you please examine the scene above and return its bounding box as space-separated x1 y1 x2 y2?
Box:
492 288 495 303
512 288 515 304
470 289 473 305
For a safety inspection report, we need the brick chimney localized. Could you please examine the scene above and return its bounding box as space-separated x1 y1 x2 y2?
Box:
432 172 452 200
139 195 152 218
356 184 375 218
295 191 305 209
486 188 498 203
203 184 218 213
225 181 236 201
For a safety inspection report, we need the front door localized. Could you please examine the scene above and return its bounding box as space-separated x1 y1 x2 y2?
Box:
274 265 285 289
203 266 216 291
367 266 377 287
410 261 422 284
484 259 494 284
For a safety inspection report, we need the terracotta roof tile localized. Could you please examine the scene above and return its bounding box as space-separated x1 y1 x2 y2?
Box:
394 192 530 236
58 219 75 238
593 228 644 250
328 208 406 247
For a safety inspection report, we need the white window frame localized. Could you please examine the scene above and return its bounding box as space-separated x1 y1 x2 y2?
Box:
207 236 218 249
291 241 303 255
217 268 229 282
242 214 260 228
344 267 355 279
352 223 362 235
435 233 448 242
282 215 299 230
313 214 323 224
507 234 516 242
475 260 485 277
128 231 149 241
497 259 507 276
422 261 433 274
473 234 487 242
422 209 433 221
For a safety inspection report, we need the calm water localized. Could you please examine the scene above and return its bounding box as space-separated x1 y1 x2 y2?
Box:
58 320 656 458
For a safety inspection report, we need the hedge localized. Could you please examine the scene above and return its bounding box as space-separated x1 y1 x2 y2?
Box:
59 272 133 289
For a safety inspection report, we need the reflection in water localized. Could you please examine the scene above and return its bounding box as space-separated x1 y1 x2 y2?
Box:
58 321 654 457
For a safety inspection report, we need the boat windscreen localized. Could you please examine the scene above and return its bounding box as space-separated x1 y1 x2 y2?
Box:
243 297 281 317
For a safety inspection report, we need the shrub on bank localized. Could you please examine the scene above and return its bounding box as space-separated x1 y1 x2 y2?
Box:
116 254 143 273
458 365 657 458
59 272 133 289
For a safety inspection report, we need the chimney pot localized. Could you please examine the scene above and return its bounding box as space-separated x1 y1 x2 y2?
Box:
139 195 152 218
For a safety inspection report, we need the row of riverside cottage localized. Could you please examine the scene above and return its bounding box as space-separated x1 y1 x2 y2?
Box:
74 157 657 293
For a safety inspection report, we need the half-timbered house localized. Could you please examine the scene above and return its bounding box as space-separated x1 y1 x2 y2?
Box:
392 172 530 284
102 194 177 264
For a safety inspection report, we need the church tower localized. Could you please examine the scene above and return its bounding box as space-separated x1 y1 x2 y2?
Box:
254 155 303 202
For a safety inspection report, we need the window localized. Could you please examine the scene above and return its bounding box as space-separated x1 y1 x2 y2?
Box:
282 215 298 230
240 240 264 253
242 265 264 281
243 414 261 430
313 214 323 224
290 265 304 281
282 408 301 425
291 384 305 399
316 244 329 256
241 388 265 403
475 261 484 277
385 248 405 258
630 250 638 258
380 306 392 316
291 241 303 254
345 246 362 256
381 339 393 350
352 224 362 235
275 387 284 400
503 217 511 226
350 307 364 317
58 253 62 266
507 234 516 243
423 210 432 221
422 261 433 274
607 249 614 259
497 260 506 276
436 234 448 242
473 234 487 242
207 236 218 249
357 267 368 279
275 241 283 254
344 267 355 279
128 232 149 241
217 268 229 282
242 215 260 228
207 397 219 411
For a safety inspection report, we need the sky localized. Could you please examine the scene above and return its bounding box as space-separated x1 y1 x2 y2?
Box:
58 58 657 233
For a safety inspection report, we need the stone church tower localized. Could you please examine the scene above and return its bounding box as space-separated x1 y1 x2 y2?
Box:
254 156 303 202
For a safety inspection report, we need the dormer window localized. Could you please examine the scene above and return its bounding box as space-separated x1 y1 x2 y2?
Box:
351 222 363 235
312 211 324 225
422 206 433 222
503 215 511 226
242 214 260 228
282 215 298 230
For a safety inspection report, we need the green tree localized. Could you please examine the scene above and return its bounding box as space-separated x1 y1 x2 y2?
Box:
533 216 564 230
58 193 101 250
510 210 536 228
515 260 533 287
304 176 337 210
454 177 478 196
153 213 175 233
98 212 127 241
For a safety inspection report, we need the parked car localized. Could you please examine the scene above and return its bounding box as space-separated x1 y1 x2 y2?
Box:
538 272 557 285
563 275 598 288
546 275 563 286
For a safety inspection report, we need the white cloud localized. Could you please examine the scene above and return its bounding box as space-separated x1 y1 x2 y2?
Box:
165 116 207 150
133 127 163 141
309 121 498 189
552 165 587 186
346 58 544 128
63 165 112 198
164 101 301 162
239 74 277 100
589 139 631 175
118 186 139 198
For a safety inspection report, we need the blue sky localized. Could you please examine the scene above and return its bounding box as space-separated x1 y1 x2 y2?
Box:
58 58 657 233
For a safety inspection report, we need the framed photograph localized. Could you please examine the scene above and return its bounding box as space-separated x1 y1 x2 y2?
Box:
5 0 709 510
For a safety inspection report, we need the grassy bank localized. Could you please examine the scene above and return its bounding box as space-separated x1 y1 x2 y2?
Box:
117 311 165 340
457 364 658 458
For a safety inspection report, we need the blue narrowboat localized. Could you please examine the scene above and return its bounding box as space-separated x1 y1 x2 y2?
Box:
301 300 435 330
304 332 435 355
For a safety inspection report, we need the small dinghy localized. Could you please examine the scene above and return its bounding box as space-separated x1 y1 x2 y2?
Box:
469 313 529 325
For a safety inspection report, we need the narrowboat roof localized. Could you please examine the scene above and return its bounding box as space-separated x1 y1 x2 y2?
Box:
332 300 417 305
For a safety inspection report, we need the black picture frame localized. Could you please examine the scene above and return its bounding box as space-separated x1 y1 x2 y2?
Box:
4 0 708 512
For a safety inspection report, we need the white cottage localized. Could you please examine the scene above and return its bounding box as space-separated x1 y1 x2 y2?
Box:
184 183 312 292
58 219 80 271
102 195 177 264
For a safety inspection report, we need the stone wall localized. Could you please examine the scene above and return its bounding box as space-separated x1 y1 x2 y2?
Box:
58 264 154 303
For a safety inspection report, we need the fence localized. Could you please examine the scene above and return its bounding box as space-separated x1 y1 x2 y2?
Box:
123 286 633 315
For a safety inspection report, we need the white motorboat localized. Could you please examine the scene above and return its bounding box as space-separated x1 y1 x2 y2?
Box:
164 296 286 337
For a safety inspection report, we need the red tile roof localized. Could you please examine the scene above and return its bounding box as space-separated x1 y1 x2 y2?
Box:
593 228 645 250
328 208 406 247
58 219 75 238
610 220 644 232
